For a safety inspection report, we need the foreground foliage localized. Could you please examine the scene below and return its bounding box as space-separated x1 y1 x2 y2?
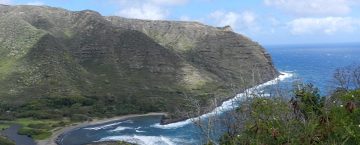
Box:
219 84 360 145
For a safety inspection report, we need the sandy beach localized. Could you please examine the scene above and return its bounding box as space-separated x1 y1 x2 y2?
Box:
36 112 167 145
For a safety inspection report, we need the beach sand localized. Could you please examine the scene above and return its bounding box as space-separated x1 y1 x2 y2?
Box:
36 112 166 145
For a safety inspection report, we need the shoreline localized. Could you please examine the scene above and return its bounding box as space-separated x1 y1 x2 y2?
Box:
153 72 293 129
39 72 292 145
160 73 283 125
36 112 167 145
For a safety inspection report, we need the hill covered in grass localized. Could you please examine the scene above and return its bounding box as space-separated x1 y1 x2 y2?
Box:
0 4 278 123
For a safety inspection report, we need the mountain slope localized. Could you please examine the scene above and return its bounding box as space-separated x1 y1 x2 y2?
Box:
0 4 278 122
107 17 277 87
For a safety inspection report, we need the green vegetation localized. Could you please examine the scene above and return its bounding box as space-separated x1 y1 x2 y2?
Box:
18 127 52 140
0 136 15 145
218 84 360 145
0 94 168 140
0 118 68 140
15 118 67 140
0 95 166 120
0 5 277 136
0 122 11 130
209 65 360 145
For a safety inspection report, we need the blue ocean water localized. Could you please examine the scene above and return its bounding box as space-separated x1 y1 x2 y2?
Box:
267 43 360 94
60 44 360 145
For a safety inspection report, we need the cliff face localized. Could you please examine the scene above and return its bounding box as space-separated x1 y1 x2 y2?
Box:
106 17 277 85
0 5 278 121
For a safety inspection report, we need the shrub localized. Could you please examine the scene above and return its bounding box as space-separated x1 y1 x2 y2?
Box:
18 127 52 140
219 83 360 145
70 114 89 122
0 136 15 145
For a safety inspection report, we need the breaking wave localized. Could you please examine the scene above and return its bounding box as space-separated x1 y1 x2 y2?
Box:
110 126 133 132
98 135 189 145
152 71 293 129
84 119 133 130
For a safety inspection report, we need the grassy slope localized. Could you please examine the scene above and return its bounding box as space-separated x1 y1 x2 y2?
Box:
0 15 45 101
0 5 276 106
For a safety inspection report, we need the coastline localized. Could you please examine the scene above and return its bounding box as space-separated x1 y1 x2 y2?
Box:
36 112 167 145
43 72 293 145
160 72 283 125
153 72 293 129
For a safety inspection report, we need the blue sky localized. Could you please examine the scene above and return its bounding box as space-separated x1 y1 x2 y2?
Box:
2 0 360 45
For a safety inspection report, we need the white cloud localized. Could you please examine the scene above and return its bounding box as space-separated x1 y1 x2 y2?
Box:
113 0 188 20
116 3 167 20
178 15 205 23
0 0 11 4
179 16 191 21
209 11 237 27
209 11 259 32
26 1 44 6
149 0 188 5
288 17 360 35
264 0 353 16
114 0 187 6
269 17 280 26
268 17 281 33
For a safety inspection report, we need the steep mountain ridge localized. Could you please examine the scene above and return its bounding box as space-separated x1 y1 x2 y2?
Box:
0 4 278 121
107 16 277 86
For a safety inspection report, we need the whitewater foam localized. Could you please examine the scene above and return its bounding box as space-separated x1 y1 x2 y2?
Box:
134 127 146 133
152 71 293 129
110 126 133 132
123 120 134 124
84 119 134 130
98 135 183 145
135 130 146 133
84 122 123 130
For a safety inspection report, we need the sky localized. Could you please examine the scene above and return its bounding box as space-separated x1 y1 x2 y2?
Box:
1 0 360 45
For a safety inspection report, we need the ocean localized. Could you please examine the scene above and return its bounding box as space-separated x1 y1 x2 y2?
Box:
59 44 360 145
268 43 360 94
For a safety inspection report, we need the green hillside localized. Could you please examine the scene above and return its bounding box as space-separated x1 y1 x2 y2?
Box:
0 5 278 124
